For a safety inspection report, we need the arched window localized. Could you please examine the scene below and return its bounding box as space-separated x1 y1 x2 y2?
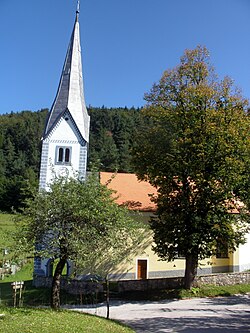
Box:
58 148 64 162
65 148 70 163
56 146 72 165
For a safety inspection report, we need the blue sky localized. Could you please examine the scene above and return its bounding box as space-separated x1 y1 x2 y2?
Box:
0 0 249 114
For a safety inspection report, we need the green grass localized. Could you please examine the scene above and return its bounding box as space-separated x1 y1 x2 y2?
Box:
2 259 34 283
179 283 250 298
0 307 134 333
0 261 103 307
0 258 36 306
0 213 15 256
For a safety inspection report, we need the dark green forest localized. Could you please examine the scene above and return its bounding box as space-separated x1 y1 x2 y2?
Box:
0 107 144 212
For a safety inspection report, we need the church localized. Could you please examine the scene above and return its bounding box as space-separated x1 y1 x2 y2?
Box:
35 2 250 281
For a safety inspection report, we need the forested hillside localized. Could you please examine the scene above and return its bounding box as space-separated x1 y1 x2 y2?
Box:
0 106 144 212
89 106 143 172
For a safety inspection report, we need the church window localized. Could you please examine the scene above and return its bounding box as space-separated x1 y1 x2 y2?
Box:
58 148 64 162
56 146 72 165
65 148 70 163
216 240 229 258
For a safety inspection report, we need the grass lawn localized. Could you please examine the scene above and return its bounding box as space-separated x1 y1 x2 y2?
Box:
0 213 15 255
180 283 250 298
0 261 83 307
0 307 134 333
2 259 34 283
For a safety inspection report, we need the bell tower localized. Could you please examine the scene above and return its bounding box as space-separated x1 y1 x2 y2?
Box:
34 1 89 278
39 0 90 191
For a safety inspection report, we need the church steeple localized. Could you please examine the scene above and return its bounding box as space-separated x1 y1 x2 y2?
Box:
39 2 90 191
36 0 90 279
44 0 89 143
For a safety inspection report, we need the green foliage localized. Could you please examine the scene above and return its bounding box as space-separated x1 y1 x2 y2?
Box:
0 107 144 212
0 307 134 333
133 45 250 288
88 106 143 172
0 109 47 212
15 174 145 265
14 174 147 308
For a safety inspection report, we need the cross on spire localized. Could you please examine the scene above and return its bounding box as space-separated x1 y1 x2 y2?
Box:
76 0 80 20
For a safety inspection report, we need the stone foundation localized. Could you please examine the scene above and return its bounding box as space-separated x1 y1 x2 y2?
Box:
194 271 250 287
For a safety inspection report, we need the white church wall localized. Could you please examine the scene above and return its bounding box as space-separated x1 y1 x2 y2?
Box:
41 115 86 189
51 116 80 141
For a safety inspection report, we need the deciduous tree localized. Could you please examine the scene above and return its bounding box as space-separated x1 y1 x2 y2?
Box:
15 174 145 309
133 46 250 289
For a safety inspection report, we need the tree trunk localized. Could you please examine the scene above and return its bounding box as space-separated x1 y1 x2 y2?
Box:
184 253 198 289
105 277 110 319
51 257 66 309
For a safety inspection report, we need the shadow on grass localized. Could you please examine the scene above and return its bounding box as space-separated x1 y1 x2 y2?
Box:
0 280 51 306
0 280 105 307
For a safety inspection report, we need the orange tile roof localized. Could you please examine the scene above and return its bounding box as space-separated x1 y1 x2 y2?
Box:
100 172 243 214
100 172 157 211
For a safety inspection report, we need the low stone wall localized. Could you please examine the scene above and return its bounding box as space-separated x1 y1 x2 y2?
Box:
33 276 103 294
117 276 184 292
194 271 250 287
33 271 250 294
117 272 250 292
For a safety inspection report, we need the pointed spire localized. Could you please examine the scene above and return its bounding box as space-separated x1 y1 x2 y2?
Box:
44 2 90 143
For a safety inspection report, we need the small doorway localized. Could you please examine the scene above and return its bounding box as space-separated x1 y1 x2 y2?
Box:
46 259 70 277
137 259 148 279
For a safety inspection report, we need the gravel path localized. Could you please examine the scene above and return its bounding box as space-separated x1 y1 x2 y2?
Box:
68 294 250 332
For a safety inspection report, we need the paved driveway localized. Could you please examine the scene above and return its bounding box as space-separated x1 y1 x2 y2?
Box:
69 294 250 332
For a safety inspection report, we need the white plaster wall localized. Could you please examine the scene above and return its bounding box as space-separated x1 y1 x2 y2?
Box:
51 116 80 141
238 232 250 271
44 116 82 188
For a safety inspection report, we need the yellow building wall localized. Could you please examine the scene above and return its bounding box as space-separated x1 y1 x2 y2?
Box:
112 237 235 280
110 212 243 280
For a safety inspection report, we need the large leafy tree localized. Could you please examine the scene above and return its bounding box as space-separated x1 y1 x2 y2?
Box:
15 174 145 309
133 46 250 289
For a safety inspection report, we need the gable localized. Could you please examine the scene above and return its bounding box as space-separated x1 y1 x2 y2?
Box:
46 111 84 144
